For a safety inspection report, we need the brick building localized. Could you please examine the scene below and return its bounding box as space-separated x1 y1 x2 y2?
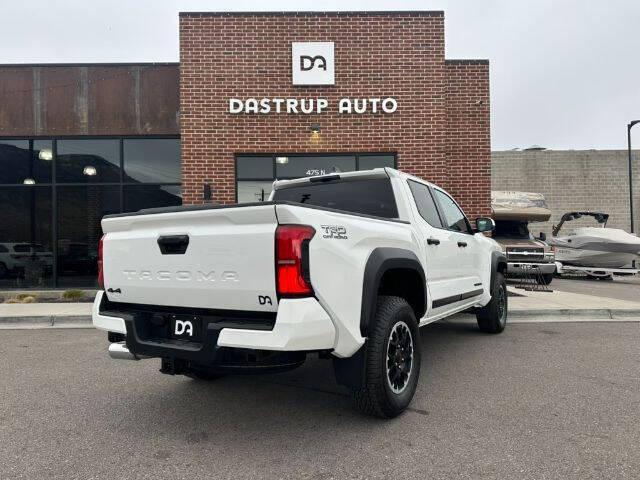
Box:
0 11 490 289
179 11 490 217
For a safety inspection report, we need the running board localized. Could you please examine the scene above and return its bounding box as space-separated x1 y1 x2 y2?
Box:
432 288 484 308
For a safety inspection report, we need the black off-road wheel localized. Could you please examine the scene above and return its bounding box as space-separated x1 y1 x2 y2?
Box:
353 296 421 419
476 272 508 334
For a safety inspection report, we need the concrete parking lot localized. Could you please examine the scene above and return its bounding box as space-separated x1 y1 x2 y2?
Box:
550 275 640 303
1 321 638 479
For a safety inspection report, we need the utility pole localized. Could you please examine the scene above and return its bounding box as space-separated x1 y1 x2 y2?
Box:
627 121 640 233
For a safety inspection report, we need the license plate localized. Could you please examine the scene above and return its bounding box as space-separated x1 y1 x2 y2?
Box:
170 315 202 341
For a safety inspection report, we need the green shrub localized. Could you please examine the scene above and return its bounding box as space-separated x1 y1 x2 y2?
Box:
5 295 37 304
62 290 85 301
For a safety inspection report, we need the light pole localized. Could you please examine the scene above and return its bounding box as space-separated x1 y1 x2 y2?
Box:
627 120 640 234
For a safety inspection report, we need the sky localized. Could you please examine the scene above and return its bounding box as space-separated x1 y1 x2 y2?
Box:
1 0 640 151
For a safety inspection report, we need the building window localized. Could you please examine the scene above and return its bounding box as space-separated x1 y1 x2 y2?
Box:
123 139 181 183
0 186 53 287
56 186 120 287
0 139 53 184
57 139 121 183
123 185 182 212
276 155 356 178
0 137 181 289
235 153 396 203
237 181 274 203
236 156 273 179
358 154 395 170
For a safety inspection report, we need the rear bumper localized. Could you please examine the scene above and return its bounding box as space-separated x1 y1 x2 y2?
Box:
92 291 336 364
507 262 556 275
93 291 127 333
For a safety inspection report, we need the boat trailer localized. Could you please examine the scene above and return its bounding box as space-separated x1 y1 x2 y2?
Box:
555 261 639 278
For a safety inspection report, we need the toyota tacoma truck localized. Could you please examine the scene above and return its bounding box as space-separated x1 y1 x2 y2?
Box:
93 168 507 418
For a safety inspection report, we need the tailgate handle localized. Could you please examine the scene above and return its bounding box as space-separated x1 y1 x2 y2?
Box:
157 235 189 255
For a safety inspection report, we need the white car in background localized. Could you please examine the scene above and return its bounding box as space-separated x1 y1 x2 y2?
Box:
0 243 53 278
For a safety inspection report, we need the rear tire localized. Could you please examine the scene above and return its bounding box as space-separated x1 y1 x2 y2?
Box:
352 296 421 419
476 272 508 334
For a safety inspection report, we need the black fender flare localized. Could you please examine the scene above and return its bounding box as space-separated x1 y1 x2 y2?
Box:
491 251 508 289
360 247 426 337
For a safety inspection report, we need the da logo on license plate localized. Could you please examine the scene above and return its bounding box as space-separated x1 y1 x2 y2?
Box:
174 319 193 336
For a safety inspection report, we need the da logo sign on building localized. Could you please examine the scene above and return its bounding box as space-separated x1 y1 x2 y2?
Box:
292 42 335 86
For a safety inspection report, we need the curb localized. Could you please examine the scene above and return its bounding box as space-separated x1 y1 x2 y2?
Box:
508 309 640 320
1 308 640 330
0 315 92 329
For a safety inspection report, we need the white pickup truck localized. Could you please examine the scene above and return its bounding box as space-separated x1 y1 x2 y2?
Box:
93 168 507 418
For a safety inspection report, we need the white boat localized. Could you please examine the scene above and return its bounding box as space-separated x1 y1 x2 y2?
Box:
550 212 640 268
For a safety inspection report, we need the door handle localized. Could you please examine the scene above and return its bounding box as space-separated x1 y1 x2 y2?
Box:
157 235 190 255
457 241 468 247
427 237 440 246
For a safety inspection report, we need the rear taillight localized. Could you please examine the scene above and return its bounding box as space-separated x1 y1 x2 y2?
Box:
275 225 315 297
98 235 104 289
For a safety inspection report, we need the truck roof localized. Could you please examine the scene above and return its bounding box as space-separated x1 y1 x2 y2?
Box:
273 167 439 191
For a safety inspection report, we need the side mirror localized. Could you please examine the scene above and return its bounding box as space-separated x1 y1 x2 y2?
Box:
476 217 495 233
538 232 547 242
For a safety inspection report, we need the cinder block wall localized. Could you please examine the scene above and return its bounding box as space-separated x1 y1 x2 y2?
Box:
491 150 640 234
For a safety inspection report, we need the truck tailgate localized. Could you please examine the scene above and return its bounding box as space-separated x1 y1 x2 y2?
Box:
101 204 278 312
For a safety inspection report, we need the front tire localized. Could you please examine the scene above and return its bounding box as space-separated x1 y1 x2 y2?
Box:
539 273 554 285
476 272 508 333
352 296 421 418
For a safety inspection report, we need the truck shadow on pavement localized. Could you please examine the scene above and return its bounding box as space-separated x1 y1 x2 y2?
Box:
112 317 501 441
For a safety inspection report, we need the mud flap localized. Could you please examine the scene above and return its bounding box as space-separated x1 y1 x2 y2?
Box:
332 344 366 390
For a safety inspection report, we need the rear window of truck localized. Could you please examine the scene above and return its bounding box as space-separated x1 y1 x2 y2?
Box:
273 177 399 219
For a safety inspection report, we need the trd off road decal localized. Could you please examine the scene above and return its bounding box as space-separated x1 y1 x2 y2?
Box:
321 225 348 240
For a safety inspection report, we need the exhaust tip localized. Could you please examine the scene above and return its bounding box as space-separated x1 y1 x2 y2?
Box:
108 342 149 361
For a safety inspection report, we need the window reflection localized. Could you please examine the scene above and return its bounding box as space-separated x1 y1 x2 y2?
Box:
0 137 182 289
0 140 53 184
0 187 53 287
57 186 120 287
359 155 395 170
236 156 273 179
124 185 182 212
124 139 181 183
432 189 471 234
57 139 120 183
237 181 273 203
